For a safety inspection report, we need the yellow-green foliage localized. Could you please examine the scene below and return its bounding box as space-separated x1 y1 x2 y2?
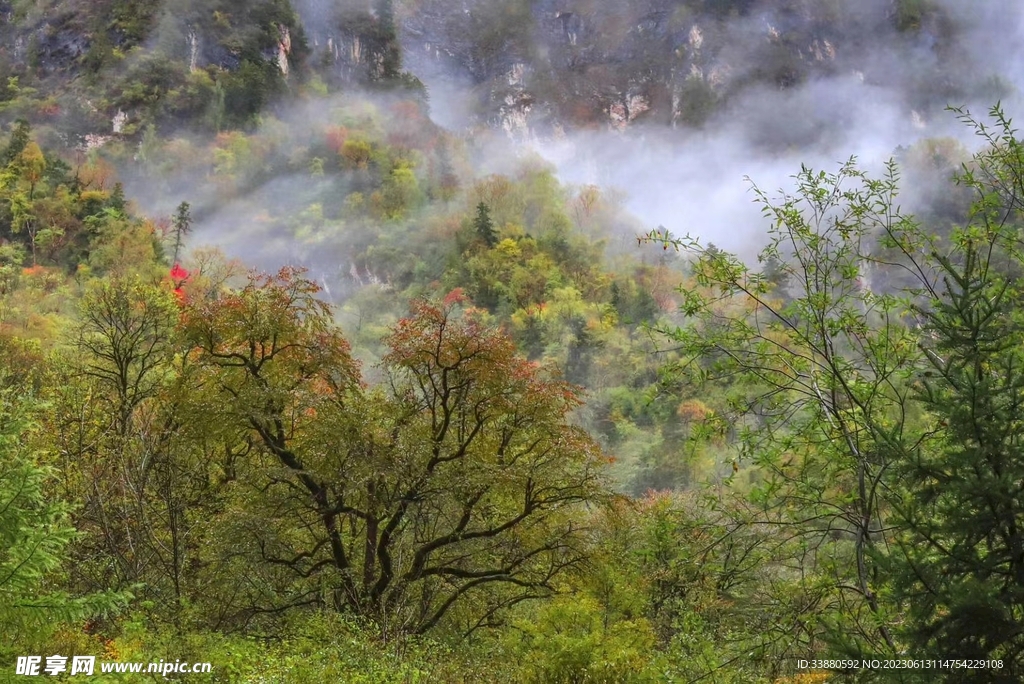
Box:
106 614 487 684
508 596 661 684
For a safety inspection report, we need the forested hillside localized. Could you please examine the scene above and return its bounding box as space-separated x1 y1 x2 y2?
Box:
2 1 1024 682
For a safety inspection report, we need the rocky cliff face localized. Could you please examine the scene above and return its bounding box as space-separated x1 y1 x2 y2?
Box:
0 0 311 143
397 0 961 138
0 0 983 146
293 0 404 85
2 1 301 74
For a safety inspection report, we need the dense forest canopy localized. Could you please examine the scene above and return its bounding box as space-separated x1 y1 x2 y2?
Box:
3 0 1024 682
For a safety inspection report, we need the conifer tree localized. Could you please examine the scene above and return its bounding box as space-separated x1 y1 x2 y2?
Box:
171 200 192 265
376 0 401 81
0 119 30 168
474 201 497 247
889 106 1024 679
108 182 127 214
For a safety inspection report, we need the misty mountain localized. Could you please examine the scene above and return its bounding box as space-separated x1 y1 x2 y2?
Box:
3 0 1017 145
5 0 1020 264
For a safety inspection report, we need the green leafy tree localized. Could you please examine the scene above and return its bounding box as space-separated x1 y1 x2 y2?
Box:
647 158 930 666
48 276 191 618
0 389 127 658
375 163 422 219
73 275 179 436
